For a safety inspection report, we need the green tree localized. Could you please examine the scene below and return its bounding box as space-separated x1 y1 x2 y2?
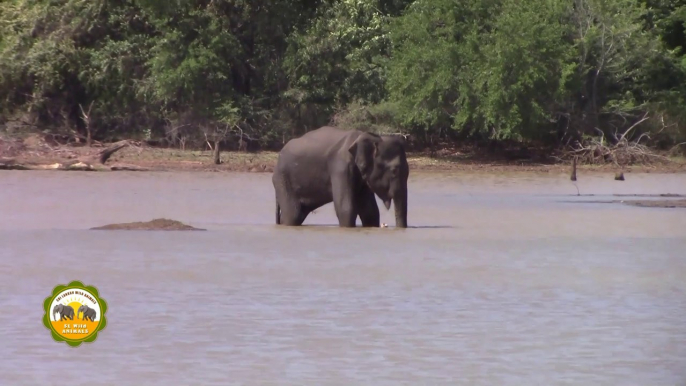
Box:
0 0 157 143
283 0 400 133
386 0 572 142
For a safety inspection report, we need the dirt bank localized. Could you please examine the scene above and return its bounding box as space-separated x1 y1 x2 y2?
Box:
2 134 686 174
91 218 205 231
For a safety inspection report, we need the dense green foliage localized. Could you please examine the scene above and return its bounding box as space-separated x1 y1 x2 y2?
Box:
1 0 686 150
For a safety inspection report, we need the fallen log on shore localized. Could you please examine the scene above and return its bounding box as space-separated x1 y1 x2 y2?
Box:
0 158 29 170
0 140 151 171
108 163 149 171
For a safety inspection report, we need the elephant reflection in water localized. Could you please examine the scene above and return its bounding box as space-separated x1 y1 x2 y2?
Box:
52 304 75 321
77 304 97 322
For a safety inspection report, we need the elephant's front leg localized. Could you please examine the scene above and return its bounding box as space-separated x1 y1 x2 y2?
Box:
358 186 380 227
332 176 358 227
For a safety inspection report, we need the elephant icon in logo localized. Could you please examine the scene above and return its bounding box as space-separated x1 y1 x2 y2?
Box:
77 304 97 322
52 304 75 321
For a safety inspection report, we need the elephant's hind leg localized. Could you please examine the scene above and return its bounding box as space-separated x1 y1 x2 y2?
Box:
279 198 311 226
273 172 306 226
274 170 317 226
358 187 380 227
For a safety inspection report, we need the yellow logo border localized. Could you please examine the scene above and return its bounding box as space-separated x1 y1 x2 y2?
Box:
42 280 108 347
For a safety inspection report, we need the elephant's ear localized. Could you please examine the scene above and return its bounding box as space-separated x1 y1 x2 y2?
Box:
348 135 379 177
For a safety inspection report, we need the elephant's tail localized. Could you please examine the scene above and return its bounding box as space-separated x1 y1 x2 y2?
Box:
275 200 281 225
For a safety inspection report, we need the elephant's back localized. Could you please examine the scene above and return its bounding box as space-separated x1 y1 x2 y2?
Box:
293 126 351 144
280 126 350 159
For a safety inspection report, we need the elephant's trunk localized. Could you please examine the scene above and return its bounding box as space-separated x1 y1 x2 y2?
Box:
393 187 407 228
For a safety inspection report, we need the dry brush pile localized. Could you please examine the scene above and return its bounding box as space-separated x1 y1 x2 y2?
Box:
565 137 671 166
561 115 683 167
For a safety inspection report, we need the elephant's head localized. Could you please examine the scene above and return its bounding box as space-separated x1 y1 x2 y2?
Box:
349 133 409 228
77 304 87 318
52 304 63 320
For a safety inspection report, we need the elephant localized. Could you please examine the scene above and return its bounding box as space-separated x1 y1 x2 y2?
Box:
272 126 409 228
77 304 96 322
52 304 75 321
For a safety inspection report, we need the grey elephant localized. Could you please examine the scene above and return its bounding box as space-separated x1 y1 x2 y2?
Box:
52 304 75 321
77 304 96 322
272 126 409 228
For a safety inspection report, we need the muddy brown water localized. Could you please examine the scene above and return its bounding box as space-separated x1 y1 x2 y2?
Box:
1 170 685 385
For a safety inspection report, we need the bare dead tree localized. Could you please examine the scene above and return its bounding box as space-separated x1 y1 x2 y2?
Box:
213 130 222 164
163 119 192 149
203 132 214 151
202 123 232 164
79 101 95 147
228 123 261 152
237 125 247 152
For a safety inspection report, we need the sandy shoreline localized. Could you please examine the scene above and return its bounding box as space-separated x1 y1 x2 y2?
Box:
2 135 685 174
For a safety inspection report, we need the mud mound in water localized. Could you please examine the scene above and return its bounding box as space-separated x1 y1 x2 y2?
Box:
623 199 686 208
91 218 205 231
